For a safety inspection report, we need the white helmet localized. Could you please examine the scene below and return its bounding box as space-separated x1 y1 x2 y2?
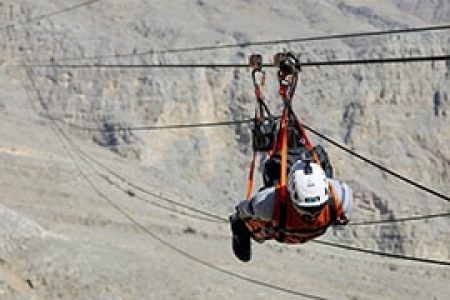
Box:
287 161 329 218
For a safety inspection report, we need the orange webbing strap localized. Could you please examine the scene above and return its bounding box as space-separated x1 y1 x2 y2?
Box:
276 109 289 242
245 151 257 201
279 107 289 203
327 183 344 224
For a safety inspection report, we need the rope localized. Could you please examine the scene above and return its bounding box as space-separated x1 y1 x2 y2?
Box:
302 123 450 202
0 0 101 31
312 240 450 266
21 23 450 62
14 54 450 69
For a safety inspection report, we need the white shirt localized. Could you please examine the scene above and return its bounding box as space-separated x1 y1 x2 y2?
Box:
237 179 353 222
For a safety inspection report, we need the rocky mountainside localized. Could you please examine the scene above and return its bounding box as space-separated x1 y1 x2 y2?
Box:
0 0 449 299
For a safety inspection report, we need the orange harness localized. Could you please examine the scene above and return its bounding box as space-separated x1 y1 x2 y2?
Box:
245 184 343 244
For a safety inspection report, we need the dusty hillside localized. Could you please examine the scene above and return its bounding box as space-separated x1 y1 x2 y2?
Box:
0 0 449 299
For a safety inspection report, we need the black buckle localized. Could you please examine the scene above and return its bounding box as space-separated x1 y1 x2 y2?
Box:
273 51 301 75
249 53 263 70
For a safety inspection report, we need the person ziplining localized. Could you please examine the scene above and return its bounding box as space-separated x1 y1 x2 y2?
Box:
229 51 353 262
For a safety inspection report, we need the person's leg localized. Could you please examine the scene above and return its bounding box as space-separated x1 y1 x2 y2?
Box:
229 212 252 262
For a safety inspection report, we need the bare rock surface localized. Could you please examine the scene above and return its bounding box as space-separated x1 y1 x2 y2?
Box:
0 0 449 299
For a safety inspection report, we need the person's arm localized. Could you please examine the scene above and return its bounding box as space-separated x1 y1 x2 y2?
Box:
328 179 353 225
339 181 353 220
236 187 276 221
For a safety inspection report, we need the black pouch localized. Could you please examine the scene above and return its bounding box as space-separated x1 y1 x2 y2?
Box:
252 117 277 151
263 148 308 187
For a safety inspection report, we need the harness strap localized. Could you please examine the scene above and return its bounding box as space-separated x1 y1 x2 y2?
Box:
276 107 289 242
258 99 272 117
276 202 287 242
245 151 257 201
327 184 341 225
328 194 337 225
280 109 288 190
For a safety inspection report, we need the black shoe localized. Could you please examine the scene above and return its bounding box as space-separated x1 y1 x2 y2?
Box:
229 214 251 262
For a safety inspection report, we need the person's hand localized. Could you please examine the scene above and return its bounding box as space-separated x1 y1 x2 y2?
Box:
336 214 349 225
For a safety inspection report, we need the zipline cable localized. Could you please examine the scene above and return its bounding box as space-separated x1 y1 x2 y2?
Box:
117 24 450 54
0 0 101 31
312 240 450 266
349 212 450 226
15 54 450 69
22 23 450 63
301 123 450 202
55 117 255 131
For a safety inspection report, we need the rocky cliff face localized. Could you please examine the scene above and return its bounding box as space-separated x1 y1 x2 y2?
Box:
4 0 450 253
1 1 449 299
